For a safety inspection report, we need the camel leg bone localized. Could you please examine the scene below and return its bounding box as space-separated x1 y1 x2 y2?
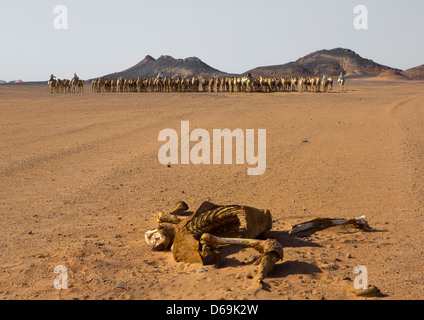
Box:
289 216 369 235
200 233 283 282
157 201 189 224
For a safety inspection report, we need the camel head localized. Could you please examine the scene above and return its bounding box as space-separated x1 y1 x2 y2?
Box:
145 223 176 251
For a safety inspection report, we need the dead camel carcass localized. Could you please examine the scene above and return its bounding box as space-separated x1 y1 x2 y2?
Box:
145 201 284 283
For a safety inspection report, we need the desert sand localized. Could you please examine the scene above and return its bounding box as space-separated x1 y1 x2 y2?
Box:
0 79 423 300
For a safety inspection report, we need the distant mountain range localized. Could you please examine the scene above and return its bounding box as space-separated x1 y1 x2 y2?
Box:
1 48 422 83
96 48 423 80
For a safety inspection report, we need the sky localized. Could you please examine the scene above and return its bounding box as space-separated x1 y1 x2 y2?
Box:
0 0 423 81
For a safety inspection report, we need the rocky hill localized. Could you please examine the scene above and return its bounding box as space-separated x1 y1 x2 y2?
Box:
402 65 424 80
246 48 398 78
375 69 411 80
101 55 229 79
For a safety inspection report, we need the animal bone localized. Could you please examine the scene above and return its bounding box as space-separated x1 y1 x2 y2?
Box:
145 202 373 287
145 223 176 251
170 204 273 264
157 201 189 224
289 216 370 235
145 201 279 280
200 233 283 282
168 201 189 215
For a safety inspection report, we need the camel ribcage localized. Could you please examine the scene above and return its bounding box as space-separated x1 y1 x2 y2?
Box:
184 206 245 240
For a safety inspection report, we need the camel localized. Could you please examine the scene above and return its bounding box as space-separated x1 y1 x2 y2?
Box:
56 79 66 93
192 77 199 92
315 76 321 92
151 77 162 93
208 77 215 92
298 77 305 92
243 77 254 93
104 79 112 92
96 78 103 93
258 77 271 93
338 76 345 91
215 77 221 92
163 76 170 92
77 79 84 93
322 77 333 93
201 78 208 92
70 77 78 93
136 77 143 92
183 78 190 93
275 77 284 92
234 77 241 92
48 79 57 93
91 79 98 93
145 201 284 284
116 77 123 92
283 78 291 92
145 201 371 286
224 77 230 92
110 78 117 92
309 77 316 92
290 77 297 92
304 77 312 92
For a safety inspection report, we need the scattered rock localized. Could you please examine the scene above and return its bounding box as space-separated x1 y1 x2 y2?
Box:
346 285 382 297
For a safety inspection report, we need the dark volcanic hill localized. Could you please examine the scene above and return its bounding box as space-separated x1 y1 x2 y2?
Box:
246 48 398 78
403 65 424 80
101 55 229 79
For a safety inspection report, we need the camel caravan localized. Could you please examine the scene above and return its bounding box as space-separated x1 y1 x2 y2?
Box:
48 73 84 94
49 72 345 94
90 73 344 94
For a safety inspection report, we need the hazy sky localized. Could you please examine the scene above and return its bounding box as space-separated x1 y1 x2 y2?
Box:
0 0 423 81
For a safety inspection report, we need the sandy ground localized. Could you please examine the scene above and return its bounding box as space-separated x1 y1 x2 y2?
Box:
0 80 423 300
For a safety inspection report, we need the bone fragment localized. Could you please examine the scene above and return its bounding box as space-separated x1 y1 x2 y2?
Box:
289 216 369 235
